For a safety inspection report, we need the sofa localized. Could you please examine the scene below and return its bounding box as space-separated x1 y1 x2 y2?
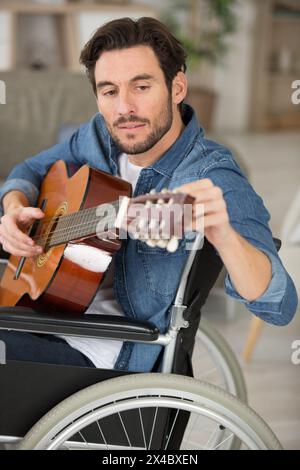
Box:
0 69 98 184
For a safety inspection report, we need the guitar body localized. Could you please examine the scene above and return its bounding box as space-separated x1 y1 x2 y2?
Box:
0 160 132 314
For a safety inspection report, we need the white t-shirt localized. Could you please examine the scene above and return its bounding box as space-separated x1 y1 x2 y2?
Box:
57 154 143 368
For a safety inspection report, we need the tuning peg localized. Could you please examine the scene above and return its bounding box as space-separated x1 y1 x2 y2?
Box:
172 189 180 194
161 188 168 193
145 200 152 208
156 239 168 249
146 239 157 248
167 198 174 206
167 236 179 252
157 198 164 204
149 189 156 194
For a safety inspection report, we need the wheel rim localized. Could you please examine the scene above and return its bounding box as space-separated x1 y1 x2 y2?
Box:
30 388 267 450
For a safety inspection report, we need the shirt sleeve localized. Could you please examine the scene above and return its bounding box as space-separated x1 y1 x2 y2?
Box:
203 155 298 326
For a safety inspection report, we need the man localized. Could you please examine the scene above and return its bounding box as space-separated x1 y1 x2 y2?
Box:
0 17 297 372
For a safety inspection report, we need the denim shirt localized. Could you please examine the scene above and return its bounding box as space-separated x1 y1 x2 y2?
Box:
0 104 298 372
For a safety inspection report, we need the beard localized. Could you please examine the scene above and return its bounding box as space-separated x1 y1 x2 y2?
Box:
108 94 173 155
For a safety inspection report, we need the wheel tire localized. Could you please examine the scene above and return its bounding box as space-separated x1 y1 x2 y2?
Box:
19 374 282 450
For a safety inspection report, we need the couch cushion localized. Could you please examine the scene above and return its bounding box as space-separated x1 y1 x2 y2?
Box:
0 69 97 178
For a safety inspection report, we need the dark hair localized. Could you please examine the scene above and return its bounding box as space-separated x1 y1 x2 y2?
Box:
79 17 187 95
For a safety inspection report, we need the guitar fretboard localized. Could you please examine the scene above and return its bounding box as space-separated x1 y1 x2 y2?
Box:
35 201 120 248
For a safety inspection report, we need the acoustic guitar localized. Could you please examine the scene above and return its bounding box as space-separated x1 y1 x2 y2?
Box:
0 160 194 313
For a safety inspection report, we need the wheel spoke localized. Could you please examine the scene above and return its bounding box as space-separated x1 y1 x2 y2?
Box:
148 406 159 449
118 410 132 448
211 432 235 450
138 406 147 450
164 407 180 450
95 419 109 450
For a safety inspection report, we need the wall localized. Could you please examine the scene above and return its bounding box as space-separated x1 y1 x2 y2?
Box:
76 8 156 51
0 2 157 71
0 12 11 70
213 0 257 132
137 0 257 132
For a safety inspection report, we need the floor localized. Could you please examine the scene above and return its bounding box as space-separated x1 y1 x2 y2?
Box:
203 130 300 449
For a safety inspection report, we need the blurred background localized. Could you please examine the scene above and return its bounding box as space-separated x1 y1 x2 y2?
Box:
0 0 299 448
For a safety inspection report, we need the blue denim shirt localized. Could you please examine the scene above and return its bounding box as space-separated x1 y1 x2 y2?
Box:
0 104 298 372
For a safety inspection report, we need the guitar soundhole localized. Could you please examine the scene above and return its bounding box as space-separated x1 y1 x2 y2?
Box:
44 217 59 252
36 202 68 268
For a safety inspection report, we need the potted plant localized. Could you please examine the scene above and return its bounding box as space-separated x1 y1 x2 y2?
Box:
161 0 237 130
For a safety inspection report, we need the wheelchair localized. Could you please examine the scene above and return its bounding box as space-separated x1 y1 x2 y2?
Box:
0 234 283 450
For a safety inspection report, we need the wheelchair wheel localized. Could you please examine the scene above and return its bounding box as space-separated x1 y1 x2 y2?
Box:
18 374 282 450
194 318 247 402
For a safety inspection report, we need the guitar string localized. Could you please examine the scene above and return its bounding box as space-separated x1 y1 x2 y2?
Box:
31 214 114 242
28 191 172 226
28 191 177 232
31 208 172 247
28 196 181 246
30 206 153 246
32 213 118 246
32 210 158 246
33 212 177 248
29 201 120 243
29 201 163 243
30 200 119 226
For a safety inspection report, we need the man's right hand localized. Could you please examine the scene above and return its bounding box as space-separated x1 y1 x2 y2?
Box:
0 206 45 258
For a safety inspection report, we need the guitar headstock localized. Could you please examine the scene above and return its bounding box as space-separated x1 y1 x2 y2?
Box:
115 189 195 252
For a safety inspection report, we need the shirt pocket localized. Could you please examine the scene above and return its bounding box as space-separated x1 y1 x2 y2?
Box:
136 239 188 298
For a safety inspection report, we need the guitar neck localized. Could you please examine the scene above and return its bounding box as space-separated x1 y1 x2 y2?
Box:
41 201 120 249
33 188 193 251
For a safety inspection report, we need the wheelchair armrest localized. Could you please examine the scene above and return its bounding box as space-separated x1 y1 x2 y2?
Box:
0 307 159 342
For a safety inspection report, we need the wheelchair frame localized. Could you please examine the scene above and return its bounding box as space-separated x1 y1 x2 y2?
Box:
0 235 283 449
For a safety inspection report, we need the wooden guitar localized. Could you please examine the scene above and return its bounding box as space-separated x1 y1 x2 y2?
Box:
0 160 194 313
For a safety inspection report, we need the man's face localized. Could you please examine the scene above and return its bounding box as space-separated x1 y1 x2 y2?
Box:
94 45 174 155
